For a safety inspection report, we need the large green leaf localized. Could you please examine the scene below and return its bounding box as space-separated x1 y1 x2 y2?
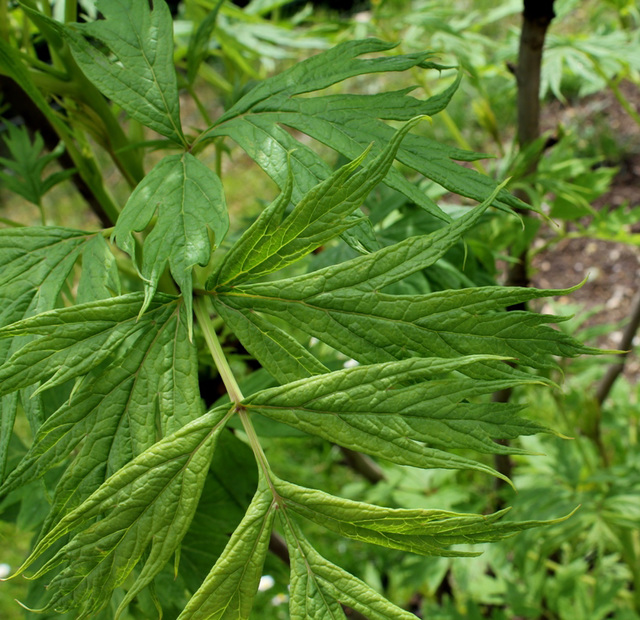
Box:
0 295 202 530
64 0 186 145
220 280 594 373
203 39 526 219
177 477 276 620
11 406 232 619
113 153 228 334
242 355 545 482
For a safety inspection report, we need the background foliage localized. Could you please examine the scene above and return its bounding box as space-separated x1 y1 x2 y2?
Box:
0 0 639 619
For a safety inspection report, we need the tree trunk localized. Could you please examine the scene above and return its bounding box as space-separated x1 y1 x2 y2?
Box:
493 0 556 494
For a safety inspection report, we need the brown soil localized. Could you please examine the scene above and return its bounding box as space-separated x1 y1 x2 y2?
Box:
530 82 640 376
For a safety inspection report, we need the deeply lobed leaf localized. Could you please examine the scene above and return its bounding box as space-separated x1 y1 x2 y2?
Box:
64 0 186 145
12 406 232 619
113 153 228 334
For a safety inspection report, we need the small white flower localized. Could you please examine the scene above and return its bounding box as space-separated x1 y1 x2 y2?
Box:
271 593 289 606
258 575 275 592
0 563 11 579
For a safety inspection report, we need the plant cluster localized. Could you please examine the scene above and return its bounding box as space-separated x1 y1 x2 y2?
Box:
1 0 633 619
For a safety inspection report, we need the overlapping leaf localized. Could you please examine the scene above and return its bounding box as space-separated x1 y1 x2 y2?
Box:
203 38 527 219
0 294 202 529
275 478 569 557
281 516 416 620
11 406 232 619
0 227 106 478
242 355 547 482
63 0 186 145
212 188 594 383
113 153 228 334
177 478 276 620
209 116 425 288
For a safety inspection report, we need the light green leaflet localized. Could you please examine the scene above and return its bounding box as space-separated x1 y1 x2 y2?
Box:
209 116 425 288
11 406 232 620
275 478 570 555
113 153 229 335
281 516 415 620
0 227 115 478
64 0 186 146
242 355 545 483
177 478 276 620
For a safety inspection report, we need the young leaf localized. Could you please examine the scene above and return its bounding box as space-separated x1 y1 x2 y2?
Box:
242 355 542 482
113 153 228 333
210 116 425 288
177 477 277 620
0 124 74 207
63 0 187 146
11 406 233 619
187 0 224 84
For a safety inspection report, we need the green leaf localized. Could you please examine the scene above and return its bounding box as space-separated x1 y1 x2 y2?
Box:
204 39 526 219
187 0 224 85
0 293 178 396
0 295 203 531
179 431 259 593
0 227 94 478
210 116 426 288
12 406 232 619
221 279 595 373
113 153 228 335
64 0 186 145
76 234 121 303
213 299 329 384
281 516 415 620
242 355 542 482
276 478 565 556
177 477 276 620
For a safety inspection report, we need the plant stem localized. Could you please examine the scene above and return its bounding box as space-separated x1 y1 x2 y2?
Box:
193 296 275 479
194 296 243 404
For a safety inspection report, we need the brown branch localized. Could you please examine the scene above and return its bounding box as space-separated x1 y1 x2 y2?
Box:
493 1 556 495
596 290 640 406
340 447 386 484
